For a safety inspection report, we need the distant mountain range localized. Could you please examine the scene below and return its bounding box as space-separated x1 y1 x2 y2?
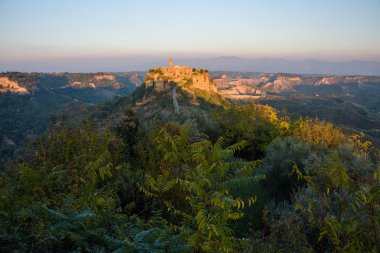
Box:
3 57 380 75
127 57 380 76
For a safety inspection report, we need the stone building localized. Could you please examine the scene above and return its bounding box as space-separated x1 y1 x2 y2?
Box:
146 58 216 92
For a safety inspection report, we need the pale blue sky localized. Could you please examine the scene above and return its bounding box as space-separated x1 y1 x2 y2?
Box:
0 0 379 71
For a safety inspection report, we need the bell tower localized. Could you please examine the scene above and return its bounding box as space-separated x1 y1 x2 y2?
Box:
169 58 173 67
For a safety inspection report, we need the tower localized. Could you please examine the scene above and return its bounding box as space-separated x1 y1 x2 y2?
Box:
169 58 173 67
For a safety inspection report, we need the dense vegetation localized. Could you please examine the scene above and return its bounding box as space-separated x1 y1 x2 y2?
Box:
0 82 379 252
257 93 380 146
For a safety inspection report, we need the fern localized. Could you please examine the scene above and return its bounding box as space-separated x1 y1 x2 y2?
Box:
85 150 113 182
138 124 264 252
134 227 189 253
318 216 341 248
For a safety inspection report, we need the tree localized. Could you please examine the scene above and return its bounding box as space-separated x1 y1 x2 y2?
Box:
258 136 313 201
214 103 289 159
291 118 346 148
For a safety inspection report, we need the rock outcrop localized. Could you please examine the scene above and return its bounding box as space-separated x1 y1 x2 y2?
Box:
0 77 28 94
67 74 121 89
94 74 116 81
214 73 380 100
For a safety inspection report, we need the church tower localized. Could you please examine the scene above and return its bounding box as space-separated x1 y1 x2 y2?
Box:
169 58 173 67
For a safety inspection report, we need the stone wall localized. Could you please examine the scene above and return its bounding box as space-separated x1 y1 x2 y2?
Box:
192 73 213 92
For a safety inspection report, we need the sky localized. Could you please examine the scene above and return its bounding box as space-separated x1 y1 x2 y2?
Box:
0 0 380 71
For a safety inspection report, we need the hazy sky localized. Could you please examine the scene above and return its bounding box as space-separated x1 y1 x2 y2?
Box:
1 0 380 71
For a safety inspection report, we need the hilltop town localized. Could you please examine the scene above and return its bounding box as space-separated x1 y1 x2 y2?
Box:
145 58 217 93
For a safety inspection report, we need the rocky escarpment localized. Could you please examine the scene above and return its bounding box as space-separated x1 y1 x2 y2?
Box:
66 73 122 89
94 74 115 81
0 76 28 94
213 73 380 99
0 71 144 95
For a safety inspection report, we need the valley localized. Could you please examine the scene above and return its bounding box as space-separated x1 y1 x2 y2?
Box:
2 67 380 166
0 72 144 165
1 62 380 252
212 72 380 145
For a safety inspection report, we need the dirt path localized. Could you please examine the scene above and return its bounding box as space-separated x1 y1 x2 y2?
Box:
172 86 179 113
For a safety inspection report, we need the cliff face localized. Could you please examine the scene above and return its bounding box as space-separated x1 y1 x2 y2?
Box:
94 74 116 81
0 77 28 94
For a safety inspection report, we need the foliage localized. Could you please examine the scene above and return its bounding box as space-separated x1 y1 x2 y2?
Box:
139 124 264 252
0 121 146 252
250 202 314 253
258 136 313 201
1 78 379 252
293 152 380 252
291 118 347 148
214 103 289 159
